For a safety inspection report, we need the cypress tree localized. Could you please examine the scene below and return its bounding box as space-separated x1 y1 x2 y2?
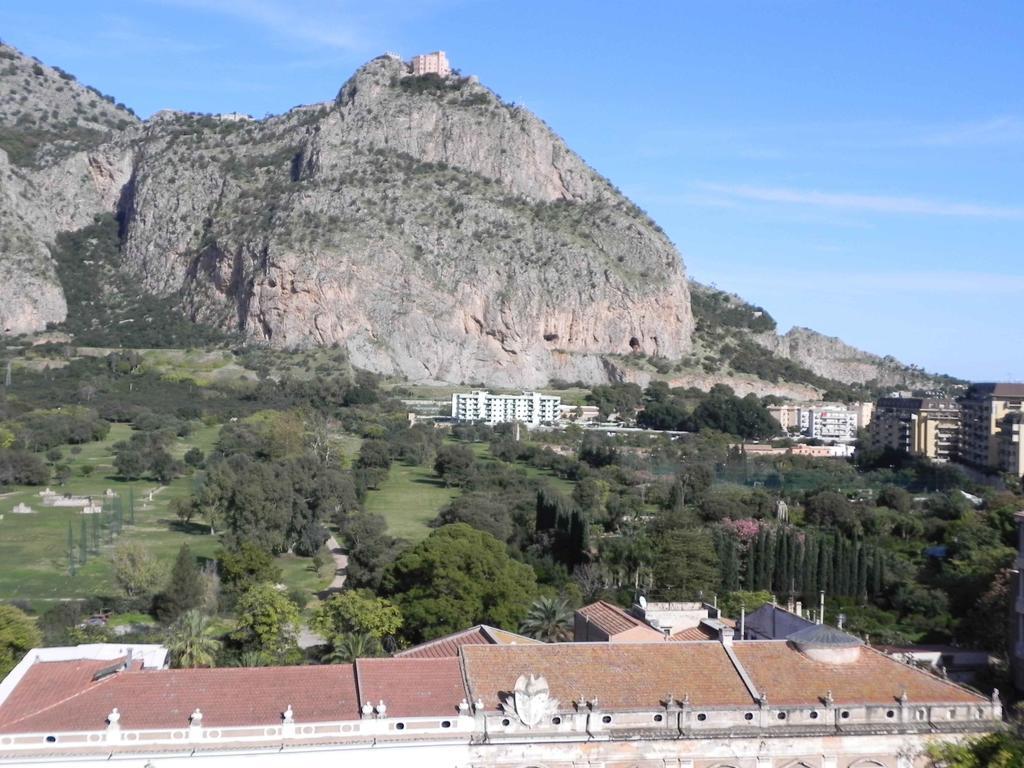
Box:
155 544 204 623
803 533 818 597
856 542 868 599
67 522 76 576
79 518 88 565
746 532 759 591
871 549 883 596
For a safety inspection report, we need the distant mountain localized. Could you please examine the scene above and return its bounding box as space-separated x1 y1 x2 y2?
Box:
0 43 955 395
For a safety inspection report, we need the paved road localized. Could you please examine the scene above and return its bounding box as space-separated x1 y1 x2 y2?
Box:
325 535 348 591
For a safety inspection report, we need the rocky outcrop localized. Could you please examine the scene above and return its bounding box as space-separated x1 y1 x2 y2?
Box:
115 56 694 386
0 44 951 393
0 42 138 335
754 327 946 388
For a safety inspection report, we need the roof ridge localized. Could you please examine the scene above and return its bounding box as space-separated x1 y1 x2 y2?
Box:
720 644 761 704
396 625 485 655
353 659 366 709
0 663 123 731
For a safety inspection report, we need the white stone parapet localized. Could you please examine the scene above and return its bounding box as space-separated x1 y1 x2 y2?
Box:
0 699 1001 755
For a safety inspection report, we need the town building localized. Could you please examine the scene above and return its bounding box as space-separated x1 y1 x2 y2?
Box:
802 405 860 442
767 402 872 442
0 638 1001 768
868 396 961 461
450 391 560 426
959 383 1024 477
411 51 451 77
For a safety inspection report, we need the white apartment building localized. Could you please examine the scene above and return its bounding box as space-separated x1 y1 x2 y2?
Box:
769 402 867 442
451 391 560 426
802 405 860 442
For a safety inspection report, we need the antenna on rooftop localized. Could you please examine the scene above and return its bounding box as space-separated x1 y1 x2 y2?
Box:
638 595 647 610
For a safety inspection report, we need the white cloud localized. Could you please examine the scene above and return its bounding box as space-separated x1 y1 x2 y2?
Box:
695 182 1024 220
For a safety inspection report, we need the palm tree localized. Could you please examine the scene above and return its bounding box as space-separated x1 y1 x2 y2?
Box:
323 632 383 664
519 596 573 642
166 610 221 668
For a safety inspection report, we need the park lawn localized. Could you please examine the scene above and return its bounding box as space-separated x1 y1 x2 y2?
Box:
364 461 459 542
461 438 577 497
0 422 325 605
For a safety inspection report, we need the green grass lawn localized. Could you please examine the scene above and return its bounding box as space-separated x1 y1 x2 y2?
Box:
364 461 459 542
0 422 332 605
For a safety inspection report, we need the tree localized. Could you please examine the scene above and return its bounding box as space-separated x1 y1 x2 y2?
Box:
183 447 205 468
519 596 573 642
804 490 858 533
166 610 221 668
338 511 399 591
926 731 1024 767
432 493 514 543
111 541 161 597
217 542 282 595
433 444 476 487
113 447 147 480
323 632 383 663
312 590 403 641
383 523 538 643
0 605 42 678
155 545 205 623
232 583 301 661
651 528 720 600
876 485 912 514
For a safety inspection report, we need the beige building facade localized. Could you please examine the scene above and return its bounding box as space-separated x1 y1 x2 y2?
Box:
411 51 451 77
868 397 960 461
959 383 1024 477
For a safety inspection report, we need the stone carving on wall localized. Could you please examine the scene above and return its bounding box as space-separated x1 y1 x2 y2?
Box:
501 674 559 728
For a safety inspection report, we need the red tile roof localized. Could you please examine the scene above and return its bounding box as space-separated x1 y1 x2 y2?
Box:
668 625 718 642
0 664 360 734
0 658 125 731
731 642 983 705
395 625 539 658
395 626 494 658
355 657 466 717
575 601 660 638
462 642 755 710
0 640 988 735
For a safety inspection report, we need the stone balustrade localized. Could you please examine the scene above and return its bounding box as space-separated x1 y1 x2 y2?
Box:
0 699 1002 755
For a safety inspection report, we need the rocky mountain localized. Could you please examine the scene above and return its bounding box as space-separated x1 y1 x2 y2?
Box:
0 41 138 335
686 282 960 393
0 43 954 394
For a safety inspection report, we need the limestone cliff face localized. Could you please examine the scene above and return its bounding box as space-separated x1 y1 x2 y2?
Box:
0 42 138 334
754 327 943 389
0 44 950 394
116 56 694 386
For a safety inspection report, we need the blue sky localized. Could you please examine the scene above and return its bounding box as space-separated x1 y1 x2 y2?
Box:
3 1 1022 381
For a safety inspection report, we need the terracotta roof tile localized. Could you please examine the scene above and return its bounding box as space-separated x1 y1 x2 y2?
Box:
394 626 494 658
395 625 541 659
462 642 755 710
732 642 985 706
575 601 655 637
0 658 124 730
355 657 466 717
668 625 718 642
0 665 360 734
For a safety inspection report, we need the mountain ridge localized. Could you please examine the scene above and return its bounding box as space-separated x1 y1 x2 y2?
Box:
0 43 955 395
